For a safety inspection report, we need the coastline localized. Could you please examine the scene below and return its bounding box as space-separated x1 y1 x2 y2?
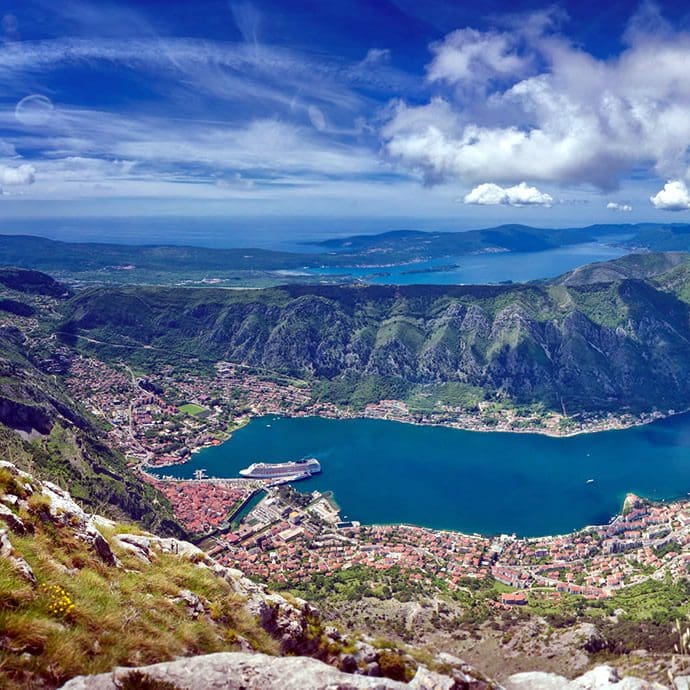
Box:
286 401 687 439
140 411 690 543
141 403 688 472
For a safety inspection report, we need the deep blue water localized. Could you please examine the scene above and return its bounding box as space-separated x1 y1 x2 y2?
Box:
306 242 627 285
151 414 690 537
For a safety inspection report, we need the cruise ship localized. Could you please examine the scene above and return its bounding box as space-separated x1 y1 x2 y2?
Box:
239 457 321 480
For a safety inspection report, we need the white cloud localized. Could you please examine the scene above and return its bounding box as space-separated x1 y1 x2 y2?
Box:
463 182 553 207
606 202 632 211
307 105 327 132
427 28 529 86
650 180 690 211
0 163 35 185
382 8 690 190
362 48 391 65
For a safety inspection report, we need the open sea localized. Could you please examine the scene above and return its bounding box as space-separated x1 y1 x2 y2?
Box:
150 413 690 538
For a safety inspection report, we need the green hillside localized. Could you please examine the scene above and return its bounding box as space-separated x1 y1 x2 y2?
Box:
56 256 690 415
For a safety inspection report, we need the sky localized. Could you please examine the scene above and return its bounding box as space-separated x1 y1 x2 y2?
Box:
1 0 690 230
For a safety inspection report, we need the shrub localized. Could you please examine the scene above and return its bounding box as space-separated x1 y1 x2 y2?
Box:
377 650 414 682
117 671 183 690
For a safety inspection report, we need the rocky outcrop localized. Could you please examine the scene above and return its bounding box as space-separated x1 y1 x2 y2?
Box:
58 654 681 690
111 532 203 563
0 527 35 583
0 460 119 568
504 665 668 690
57 651 491 690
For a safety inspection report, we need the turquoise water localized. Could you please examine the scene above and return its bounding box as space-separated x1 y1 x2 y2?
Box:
307 242 627 285
151 414 690 537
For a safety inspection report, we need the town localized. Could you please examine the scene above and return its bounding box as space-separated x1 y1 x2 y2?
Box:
59 352 690 609
143 466 690 609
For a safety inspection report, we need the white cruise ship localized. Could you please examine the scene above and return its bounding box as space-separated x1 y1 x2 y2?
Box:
239 457 321 479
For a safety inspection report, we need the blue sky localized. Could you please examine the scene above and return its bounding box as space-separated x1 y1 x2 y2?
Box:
1 0 690 228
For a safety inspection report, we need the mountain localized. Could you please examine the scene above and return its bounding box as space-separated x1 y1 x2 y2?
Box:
0 267 73 298
553 252 690 286
1 260 689 688
315 223 690 258
0 235 314 273
58 255 690 415
0 269 179 534
315 223 605 255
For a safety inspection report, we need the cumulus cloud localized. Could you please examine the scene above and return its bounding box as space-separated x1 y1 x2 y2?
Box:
606 202 632 212
427 28 529 87
463 182 553 207
381 7 690 190
0 163 35 185
650 180 690 211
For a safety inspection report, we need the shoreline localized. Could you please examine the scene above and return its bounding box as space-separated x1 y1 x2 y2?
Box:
142 404 688 472
286 402 687 439
139 409 690 544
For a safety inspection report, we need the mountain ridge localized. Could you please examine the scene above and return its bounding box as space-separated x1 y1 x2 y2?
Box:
55 253 690 416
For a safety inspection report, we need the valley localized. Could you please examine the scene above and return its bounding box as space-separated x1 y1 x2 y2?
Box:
3 253 690 686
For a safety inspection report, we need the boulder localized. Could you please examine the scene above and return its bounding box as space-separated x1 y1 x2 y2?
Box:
58 651 411 689
505 665 668 690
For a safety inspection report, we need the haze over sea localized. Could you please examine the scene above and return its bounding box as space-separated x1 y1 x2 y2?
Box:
0 216 628 284
0 216 464 251
152 413 690 538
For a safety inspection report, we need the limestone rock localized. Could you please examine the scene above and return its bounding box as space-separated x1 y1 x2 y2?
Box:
85 523 120 567
58 651 412 689
41 480 89 524
505 665 668 690
173 588 207 618
0 527 35 584
112 534 155 562
112 532 205 562
409 666 455 690
0 501 26 534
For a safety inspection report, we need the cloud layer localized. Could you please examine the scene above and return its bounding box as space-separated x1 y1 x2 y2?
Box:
0 0 688 220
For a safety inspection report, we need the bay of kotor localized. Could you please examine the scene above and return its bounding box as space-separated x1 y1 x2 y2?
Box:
151 413 690 537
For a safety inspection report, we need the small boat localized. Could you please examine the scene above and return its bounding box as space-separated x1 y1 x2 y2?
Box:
586 478 594 484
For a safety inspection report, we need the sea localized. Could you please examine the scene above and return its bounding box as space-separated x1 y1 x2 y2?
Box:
303 242 626 285
0 216 629 284
150 413 690 538
0 216 446 251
